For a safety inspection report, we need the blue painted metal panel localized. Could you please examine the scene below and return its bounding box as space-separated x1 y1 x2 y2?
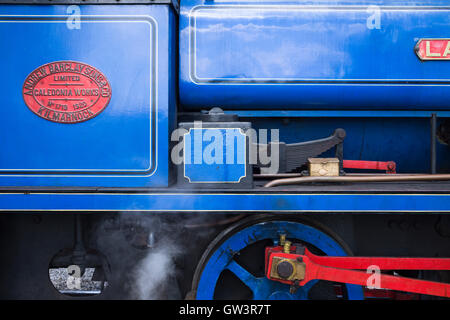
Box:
0 5 176 187
183 128 247 183
180 0 450 110
0 192 448 212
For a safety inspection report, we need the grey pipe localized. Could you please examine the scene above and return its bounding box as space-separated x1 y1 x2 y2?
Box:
264 174 450 188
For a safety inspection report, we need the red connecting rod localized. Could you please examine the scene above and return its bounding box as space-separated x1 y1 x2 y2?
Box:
265 246 450 298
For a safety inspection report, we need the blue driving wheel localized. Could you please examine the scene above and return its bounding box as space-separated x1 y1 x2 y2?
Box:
190 215 364 300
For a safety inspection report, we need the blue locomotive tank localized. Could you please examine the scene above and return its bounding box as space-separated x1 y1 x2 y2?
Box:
179 0 450 110
0 3 177 187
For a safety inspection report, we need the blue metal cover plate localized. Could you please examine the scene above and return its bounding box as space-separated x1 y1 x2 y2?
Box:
180 0 450 110
0 5 176 187
183 128 247 183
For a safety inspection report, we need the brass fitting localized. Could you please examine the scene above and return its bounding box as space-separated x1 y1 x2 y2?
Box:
283 241 292 254
269 256 306 281
279 234 286 246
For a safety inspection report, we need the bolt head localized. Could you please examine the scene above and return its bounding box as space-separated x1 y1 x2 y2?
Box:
277 260 294 279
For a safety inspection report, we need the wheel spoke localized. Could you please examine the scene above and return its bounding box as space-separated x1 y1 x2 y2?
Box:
302 280 318 293
225 260 260 292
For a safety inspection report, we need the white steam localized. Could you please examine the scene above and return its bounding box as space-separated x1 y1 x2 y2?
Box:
132 242 181 300
94 213 240 300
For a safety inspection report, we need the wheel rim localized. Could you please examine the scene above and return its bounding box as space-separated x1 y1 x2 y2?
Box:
192 217 364 300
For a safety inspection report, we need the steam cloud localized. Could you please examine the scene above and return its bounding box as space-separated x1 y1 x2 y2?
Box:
132 241 181 300
95 213 225 300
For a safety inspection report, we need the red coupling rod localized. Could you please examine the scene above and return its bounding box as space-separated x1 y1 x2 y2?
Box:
266 246 450 298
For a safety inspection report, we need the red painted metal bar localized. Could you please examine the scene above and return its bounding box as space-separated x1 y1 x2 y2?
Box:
343 160 396 173
304 247 450 270
363 287 419 300
299 255 450 298
265 247 450 298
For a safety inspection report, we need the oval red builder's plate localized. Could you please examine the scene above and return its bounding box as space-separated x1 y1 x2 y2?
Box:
22 61 112 123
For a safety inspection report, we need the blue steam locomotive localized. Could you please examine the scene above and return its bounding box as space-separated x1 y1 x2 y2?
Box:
0 0 449 300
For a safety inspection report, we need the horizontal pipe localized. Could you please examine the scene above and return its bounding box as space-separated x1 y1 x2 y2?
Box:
255 173 428 180
264 174 450 188
226 110 450 118
254 173 303 179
